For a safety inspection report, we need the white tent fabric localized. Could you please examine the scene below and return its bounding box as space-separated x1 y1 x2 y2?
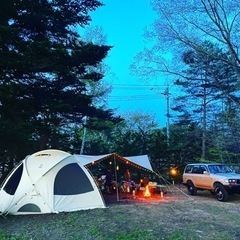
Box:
0 149 105 215
74 154 153 172
124 155 153 172
74 154 111 167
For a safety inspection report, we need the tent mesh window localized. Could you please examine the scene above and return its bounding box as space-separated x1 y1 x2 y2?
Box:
18 203 41 213
54 163 94 195
3 163 23 195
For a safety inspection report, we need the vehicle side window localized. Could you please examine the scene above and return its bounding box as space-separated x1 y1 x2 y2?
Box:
192 166 201 174
185 165 193 173
208 165 214 173
200 165 207 174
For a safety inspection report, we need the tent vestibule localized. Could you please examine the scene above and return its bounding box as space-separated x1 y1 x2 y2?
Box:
74 153 154 201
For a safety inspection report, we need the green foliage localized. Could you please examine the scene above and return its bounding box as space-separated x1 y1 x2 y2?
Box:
0 0 121 177
171 41 240 160
78 111 202 176
131 0 240 168
175 41 237 122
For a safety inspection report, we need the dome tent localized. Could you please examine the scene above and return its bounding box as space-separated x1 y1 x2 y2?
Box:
0 149 105 215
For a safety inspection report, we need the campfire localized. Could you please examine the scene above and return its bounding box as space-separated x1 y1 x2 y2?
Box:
143 185 151 197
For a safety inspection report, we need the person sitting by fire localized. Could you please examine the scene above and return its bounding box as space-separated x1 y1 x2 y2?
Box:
121 179 136 193
104 168 113 194
140 176 149 188
124 168 131 182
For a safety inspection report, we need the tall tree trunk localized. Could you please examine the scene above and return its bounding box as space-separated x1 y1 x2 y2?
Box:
202 80 207 159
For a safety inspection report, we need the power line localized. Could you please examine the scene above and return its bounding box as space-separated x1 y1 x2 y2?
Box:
111 84 173 91
108 96 165 101
110 84 180 94
112 84 169 87
108 93 179 101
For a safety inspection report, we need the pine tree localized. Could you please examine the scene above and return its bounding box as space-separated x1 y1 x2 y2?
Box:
0 0 120 178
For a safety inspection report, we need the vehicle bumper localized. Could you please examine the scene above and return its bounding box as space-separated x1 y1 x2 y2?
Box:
225 185 240 194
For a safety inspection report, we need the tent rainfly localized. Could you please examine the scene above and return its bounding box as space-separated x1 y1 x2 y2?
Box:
0 149 105 215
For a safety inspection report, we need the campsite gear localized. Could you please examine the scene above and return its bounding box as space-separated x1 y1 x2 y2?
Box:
0 149 105 215
74 153 153 201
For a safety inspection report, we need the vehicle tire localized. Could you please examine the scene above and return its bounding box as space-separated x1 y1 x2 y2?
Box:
187 181 197 195
214 183 228 202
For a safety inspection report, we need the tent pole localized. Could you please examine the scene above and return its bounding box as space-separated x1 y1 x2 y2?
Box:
114 153 119 201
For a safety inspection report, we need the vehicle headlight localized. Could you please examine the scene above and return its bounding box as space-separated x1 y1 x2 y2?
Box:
226 179 237 184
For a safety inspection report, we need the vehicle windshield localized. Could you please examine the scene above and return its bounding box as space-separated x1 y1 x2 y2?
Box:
208 164 233 174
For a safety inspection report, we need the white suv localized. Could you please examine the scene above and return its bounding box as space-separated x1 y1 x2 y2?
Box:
182 163 240 201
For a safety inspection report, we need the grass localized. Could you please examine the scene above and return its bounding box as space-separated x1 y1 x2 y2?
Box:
1 192 240 240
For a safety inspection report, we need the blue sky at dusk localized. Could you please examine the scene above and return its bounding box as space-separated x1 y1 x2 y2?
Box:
89 0 169 127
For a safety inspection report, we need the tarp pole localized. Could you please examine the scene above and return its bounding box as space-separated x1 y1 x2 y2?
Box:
114 153 119 201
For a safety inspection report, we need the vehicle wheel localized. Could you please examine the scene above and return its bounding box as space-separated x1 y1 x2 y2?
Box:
214 183 228 202
187 181 197 195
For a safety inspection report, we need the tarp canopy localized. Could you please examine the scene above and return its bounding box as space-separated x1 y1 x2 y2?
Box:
74 153 153 173
74 153 154 202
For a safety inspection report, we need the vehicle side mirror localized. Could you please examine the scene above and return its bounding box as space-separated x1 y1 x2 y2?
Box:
203 171 209 175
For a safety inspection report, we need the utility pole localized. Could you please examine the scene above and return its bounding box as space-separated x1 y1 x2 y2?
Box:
152 84 171 143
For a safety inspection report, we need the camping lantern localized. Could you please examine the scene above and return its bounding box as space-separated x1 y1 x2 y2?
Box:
132 190 136 198
169 167 178 185
170 167 177 177
160 191 163 198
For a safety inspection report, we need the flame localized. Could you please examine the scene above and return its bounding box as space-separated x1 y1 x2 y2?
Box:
143 185 151 197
